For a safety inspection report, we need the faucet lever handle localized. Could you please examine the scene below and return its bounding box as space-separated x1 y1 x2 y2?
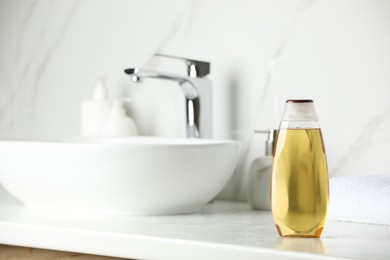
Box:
154 53 210 78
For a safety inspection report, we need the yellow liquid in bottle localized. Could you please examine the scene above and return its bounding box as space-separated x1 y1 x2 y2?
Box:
271 128 329 238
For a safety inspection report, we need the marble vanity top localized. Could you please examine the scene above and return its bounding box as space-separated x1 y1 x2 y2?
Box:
0 188 389 260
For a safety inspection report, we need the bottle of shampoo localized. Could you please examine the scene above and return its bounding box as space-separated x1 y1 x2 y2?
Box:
271 99 329 238
81 77 111 136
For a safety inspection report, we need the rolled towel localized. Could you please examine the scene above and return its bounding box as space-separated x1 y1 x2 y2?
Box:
328 174 390 225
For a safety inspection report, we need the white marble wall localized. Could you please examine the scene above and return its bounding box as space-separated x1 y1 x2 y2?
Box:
1 0 389 201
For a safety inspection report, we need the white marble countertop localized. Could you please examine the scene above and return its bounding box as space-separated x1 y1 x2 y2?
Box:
0 189 389 260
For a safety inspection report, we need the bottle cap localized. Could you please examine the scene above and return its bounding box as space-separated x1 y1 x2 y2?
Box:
282 99 318 122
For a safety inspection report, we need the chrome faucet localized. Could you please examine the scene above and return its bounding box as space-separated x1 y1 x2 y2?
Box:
124 54 212 138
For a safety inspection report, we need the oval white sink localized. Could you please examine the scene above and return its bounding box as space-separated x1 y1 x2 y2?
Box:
0 137 240 215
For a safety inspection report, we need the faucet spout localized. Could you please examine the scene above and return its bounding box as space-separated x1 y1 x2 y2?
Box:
124 68 198 99
124 62 212 139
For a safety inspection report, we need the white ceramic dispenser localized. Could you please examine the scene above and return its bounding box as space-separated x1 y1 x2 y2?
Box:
100 99 138 136
81 77 111 136
247 129 277 210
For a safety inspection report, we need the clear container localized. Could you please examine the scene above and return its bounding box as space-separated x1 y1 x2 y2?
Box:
271 99 329 238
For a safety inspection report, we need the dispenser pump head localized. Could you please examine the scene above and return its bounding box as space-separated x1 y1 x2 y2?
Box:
255 129 277 156
110 100 127 117
91 76 108 101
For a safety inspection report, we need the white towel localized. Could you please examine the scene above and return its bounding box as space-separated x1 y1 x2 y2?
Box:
328 174 390 225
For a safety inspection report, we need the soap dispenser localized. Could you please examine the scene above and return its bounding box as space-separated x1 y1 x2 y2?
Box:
100 100 138 136
81 77 111 136
248 129 277 210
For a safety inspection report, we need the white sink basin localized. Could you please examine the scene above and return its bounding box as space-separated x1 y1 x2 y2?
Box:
0 137 240 215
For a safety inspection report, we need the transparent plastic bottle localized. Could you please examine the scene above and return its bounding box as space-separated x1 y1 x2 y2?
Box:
271 100 329 238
